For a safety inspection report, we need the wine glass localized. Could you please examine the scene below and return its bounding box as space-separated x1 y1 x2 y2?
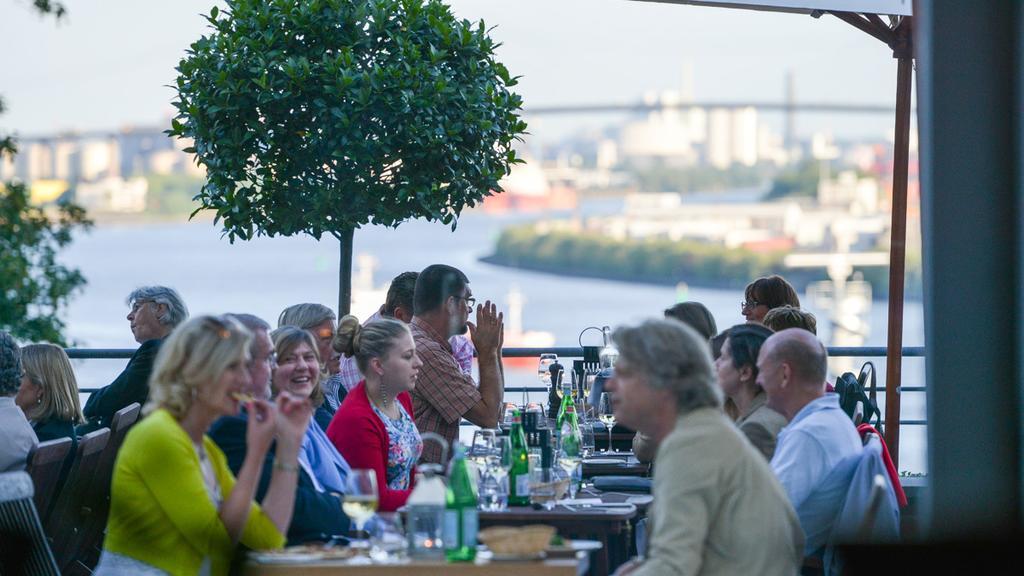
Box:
597 393 616 454
536 353 558 404
558 431 582 499
342 469 379 536
470 429 497 480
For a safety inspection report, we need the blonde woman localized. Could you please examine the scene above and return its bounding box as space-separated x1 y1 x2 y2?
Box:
95 316 311 576
16 343 84 443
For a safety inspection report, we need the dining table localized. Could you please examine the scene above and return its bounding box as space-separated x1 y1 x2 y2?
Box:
243 554 590 576
479 496 637 576
581 452 650 478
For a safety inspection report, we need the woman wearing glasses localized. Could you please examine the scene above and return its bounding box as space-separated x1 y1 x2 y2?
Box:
96 316 311 576
741 275 801 323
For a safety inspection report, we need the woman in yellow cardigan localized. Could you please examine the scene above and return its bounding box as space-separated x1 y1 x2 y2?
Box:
95 315 312 576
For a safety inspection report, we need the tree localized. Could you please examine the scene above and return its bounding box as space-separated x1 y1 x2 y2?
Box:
0 0 92 346
169 0 527 313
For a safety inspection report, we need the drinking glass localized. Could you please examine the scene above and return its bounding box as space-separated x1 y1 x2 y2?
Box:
580 422 595 458
342 469 379 535
470 429 498 480
529 468 557 510
536 353 558 404
368 512 406 563
597 393 616 453
558 447 582 500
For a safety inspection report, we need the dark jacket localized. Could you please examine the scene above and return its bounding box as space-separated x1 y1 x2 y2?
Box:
314 403 335 433
33 418 78 491
208 413 350 545
82 338 162 432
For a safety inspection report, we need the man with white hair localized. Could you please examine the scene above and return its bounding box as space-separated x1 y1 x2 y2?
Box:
759 328 863 558
81 285 189 431
608 319 803 576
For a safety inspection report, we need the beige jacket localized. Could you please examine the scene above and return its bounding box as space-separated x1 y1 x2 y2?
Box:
632 408 804 576
735 391 789 461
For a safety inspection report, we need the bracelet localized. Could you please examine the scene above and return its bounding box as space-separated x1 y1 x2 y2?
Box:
273 459 299 473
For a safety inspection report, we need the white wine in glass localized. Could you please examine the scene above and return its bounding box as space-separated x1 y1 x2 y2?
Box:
597 393 616 453
344 469 379 534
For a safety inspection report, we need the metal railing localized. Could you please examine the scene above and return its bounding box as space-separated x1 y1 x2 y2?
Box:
69 345 928 426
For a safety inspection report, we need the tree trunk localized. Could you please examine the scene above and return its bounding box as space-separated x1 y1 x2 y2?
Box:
338 228 354 316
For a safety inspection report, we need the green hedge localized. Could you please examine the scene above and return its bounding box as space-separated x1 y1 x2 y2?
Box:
487 225 923 298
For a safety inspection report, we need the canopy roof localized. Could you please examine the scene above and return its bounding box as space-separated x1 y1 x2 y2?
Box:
635 0 911 16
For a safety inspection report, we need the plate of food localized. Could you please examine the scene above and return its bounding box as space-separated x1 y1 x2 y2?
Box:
249 545 358 564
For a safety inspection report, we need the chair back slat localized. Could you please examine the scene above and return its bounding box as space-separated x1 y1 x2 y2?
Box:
75 402 143 571
44 427 110 573
0 471 60 575
25 437 73 521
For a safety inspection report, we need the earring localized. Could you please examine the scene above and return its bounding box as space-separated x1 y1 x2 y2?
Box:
381 380 390 408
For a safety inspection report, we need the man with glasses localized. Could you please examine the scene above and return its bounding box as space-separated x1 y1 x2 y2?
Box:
209 314 351 544
81 285 189 432
409 264 505 464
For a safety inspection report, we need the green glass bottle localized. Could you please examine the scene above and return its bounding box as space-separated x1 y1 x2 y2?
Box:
444 443 478 562
555 376 574 435
508 409 531 506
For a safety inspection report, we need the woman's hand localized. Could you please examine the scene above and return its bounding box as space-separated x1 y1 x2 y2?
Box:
245 399 277 458
274 392 312 454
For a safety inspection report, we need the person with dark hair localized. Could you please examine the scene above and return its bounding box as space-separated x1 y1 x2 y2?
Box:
1 331 37 472
715 324 786 460
335 272 475 395
759 329 862 559
634 301 720 462
209 314 351 545
763 305 817 334
82 285 189 432
607 320 802 576
409 264 504 464
663 301 718 341
741 275 800 324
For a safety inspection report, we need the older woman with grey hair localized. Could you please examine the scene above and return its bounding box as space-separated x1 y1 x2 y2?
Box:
1 330 38 472
278 303 346 411
81 285 189 432
607 319 803 576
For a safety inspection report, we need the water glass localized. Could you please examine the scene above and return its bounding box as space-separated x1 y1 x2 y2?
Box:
477 471 508 511
580 421 595 458
368 513 406 563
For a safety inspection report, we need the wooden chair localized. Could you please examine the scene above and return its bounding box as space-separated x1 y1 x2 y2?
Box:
25 437 73 522
73 402 142 572
0 471 60 575
44 427 110 574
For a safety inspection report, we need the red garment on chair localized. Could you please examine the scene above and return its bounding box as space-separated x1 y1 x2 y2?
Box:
856 423 908 507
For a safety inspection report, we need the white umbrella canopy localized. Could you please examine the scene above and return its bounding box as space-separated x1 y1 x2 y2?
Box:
633 0 911 16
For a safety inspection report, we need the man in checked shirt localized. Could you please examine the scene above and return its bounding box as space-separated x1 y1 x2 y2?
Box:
409 264 505 464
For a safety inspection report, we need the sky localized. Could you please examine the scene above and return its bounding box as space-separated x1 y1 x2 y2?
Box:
0 0 901 142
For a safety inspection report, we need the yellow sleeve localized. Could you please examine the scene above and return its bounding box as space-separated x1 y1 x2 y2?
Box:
206 439 286 551
129 415 233 556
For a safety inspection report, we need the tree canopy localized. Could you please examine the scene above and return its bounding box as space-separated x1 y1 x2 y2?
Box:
169 0 527 242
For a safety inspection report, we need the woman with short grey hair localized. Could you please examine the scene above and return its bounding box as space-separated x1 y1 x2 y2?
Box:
279 303 343 409
607 319 802 576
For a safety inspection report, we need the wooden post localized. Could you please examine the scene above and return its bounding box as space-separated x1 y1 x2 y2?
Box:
885 18 913 469
338 228 354 317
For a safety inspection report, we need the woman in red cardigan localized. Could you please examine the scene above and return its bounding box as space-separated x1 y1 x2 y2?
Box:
327 317 424 512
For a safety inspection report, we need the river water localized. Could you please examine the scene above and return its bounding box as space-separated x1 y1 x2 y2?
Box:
61 206 928 472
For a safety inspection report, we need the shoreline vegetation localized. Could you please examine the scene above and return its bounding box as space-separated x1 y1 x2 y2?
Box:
484 224 923 301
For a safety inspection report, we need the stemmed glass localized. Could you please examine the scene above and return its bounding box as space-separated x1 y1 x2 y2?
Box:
597 393 616 454
479 435 511 511
342 469 379 537
536 353 558 405
558 432 582 500
470 429 497 479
